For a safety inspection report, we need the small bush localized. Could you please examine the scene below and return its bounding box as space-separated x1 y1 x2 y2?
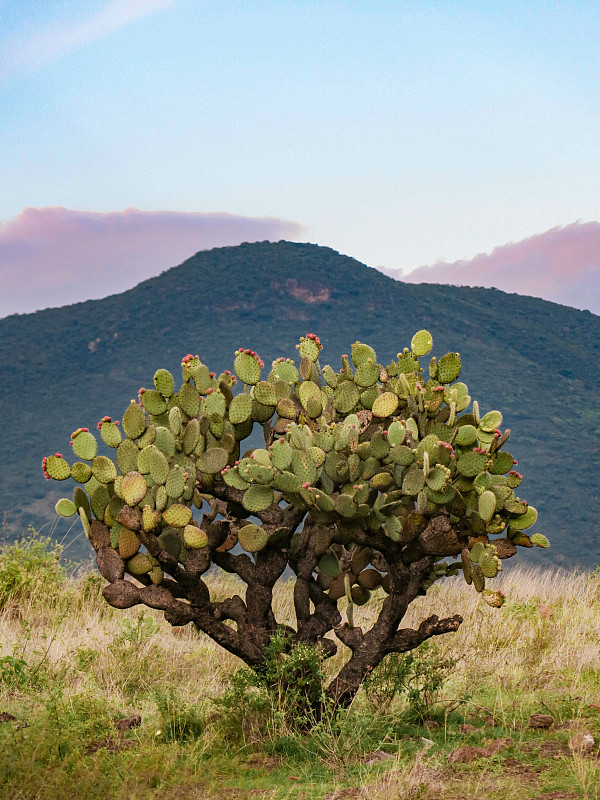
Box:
0 527 67 609
216 631 325 742
363 640 456 720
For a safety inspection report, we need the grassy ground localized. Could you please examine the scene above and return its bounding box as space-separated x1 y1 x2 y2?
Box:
1 531 600 799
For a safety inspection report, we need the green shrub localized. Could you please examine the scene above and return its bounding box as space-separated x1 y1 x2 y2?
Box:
0 528 67 609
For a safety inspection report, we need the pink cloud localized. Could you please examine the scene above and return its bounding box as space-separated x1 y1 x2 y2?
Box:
0 207 303 317
387 222 600 316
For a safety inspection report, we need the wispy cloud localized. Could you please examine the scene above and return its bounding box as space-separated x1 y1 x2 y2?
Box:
383 222 600 316
1 0 176 76
0 207 303 317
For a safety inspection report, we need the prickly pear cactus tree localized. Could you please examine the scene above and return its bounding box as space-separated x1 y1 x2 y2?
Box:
44 331 548 713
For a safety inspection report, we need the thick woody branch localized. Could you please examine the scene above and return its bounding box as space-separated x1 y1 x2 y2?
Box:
387 614 463 654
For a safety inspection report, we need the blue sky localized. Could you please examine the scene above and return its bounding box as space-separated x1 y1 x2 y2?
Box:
1 0 600 313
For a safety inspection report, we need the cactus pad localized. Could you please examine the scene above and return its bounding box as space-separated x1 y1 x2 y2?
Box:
118 528 141 559
72 430 98 461
55 498 77 517
371 392 399 418
234 350 262 385
238 523 268 552
162 504 193 527
242 485 274 513
183 525 208 549
154 368 175 398
333 382 360 414
436 352 461 384
411 329 433 356
122 472 148 507
122 402 147 440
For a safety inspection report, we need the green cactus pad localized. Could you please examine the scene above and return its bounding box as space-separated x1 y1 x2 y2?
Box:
234 351 262 385
182 418 200 455
436 352 461 384
176 382 198 418
72 431 97 461
371 392 399 418
90 456 117 484
162 504 192 527
197 447 228 474
183 525 208 549
114 440 138 476
318 550 340 578
479 410 503 433
291 450 317 485
228 393 253 424
166 465 186 498
297 336 321 362
411 329 433 356
157 529 183 560
73 487 91 520
141 389 168 416
169 406 182 436
312 396 330 423
273 471 301 493
90 485 110 520
189 364 212 393
508 505 538 530
333 382 360 414
369 471 394 490
99 421 122 448
154 369 175 398
242 485 274 513
478 490 497 522
238 523 268 552
321 365 339 389
471 564 485 592
271 439 293 470
490 451 514 475
425 465 448 492
457 451 488 477
245 462 274 484
479 551 499 578
118 528 141 559
137 424 157 448
530 533 549 548
147 447 169 485
122 402 146 440
122 472 148 507
334 493 357 518
142 505 162 531
271 359 299 384
223 467 249 490
402 465 426 495
251 400 276 423
250 381 275 407
386 421 406 446
55 498 77 517
351 342 377 367
298 380 321 409
127 553 153 576
395 350 421 374
154 426 176 457
354 360 380 388
69 461 91 483
155 484 168 511
469 541 485 563
455 424 478 446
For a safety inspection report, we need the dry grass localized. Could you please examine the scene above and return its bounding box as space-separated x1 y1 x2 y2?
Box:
2 536 600 799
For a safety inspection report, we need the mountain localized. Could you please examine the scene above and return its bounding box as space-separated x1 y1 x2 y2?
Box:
0 241 598 567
